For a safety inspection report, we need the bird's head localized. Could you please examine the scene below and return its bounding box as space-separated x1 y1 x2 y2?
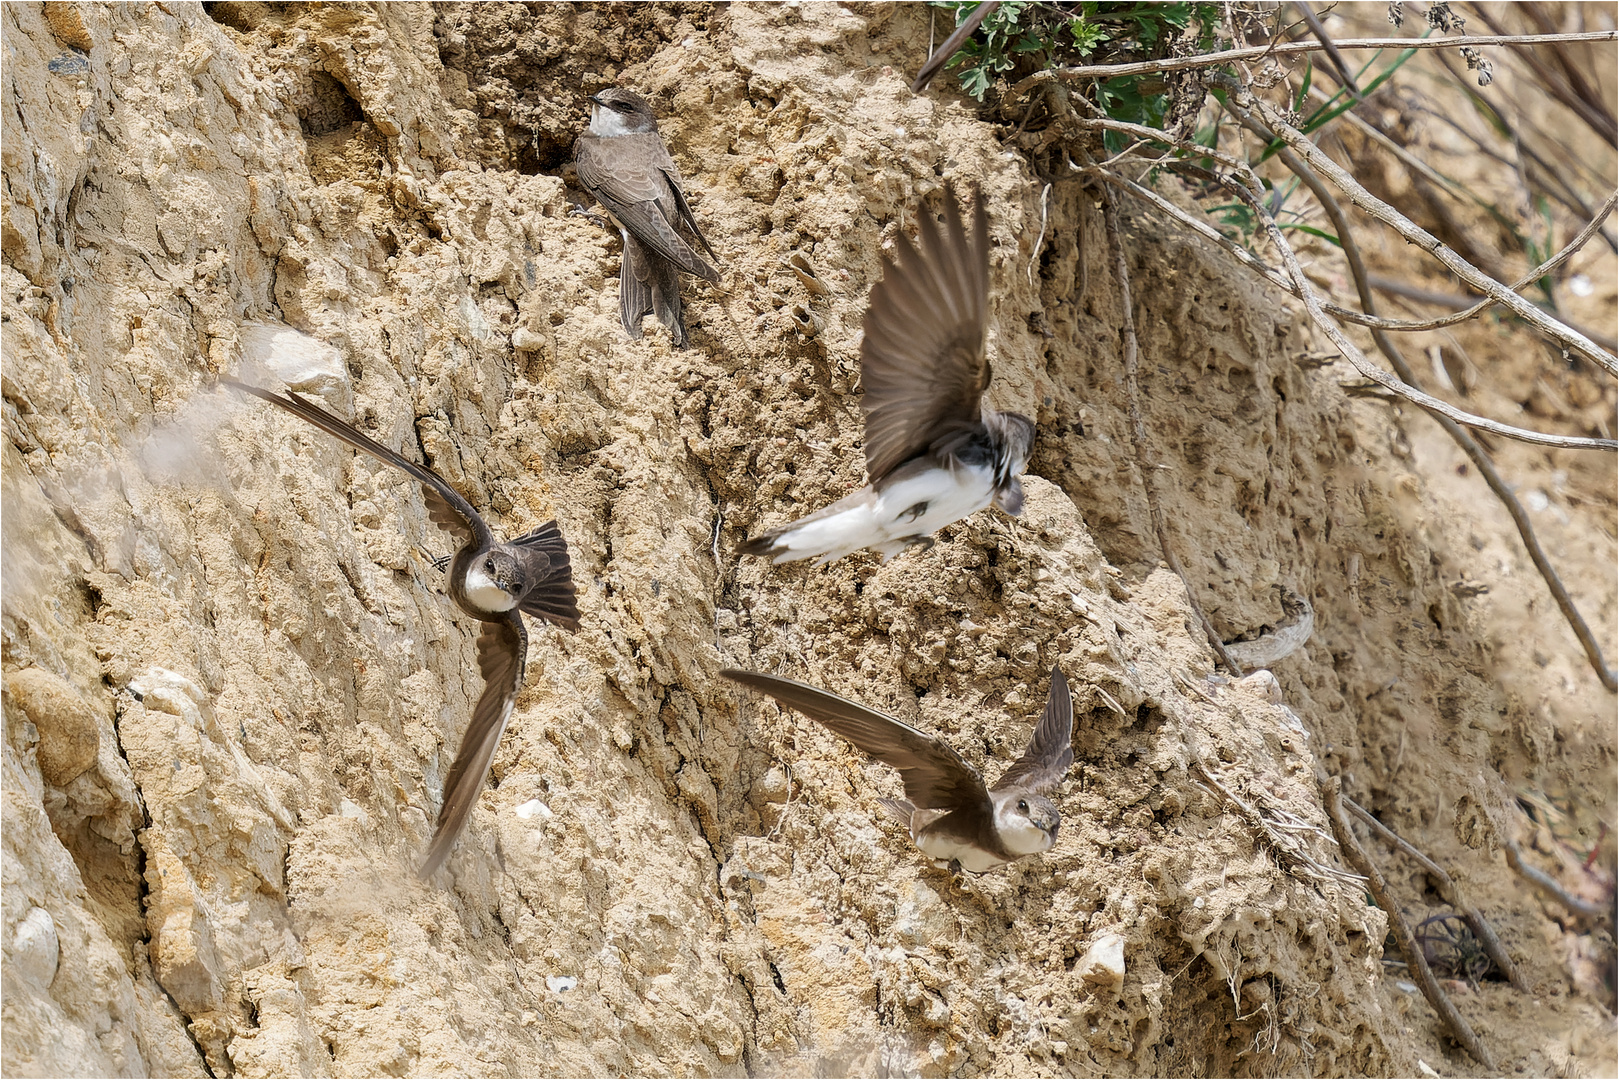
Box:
481 549 525 595
587 87 659 137
989 410 1036 515
993 790 1061 856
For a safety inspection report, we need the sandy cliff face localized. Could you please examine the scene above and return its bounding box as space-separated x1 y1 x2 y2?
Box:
3 3 1612 1077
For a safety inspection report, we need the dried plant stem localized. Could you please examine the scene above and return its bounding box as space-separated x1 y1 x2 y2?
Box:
1321 777 1496 1070
1193 761 1363 885
1221 101 1619 689
1062 111 1619 345
1365 273 1619 352
1079 165 1613 451
1293 1 1360 94
1504 840 1610 920
1010 30 1618 96
913 0 999 93
1468 5 1617 146
1241 92 1616 376
1099 181 1242 675
1163 161 1618 453
1345 798 1527 991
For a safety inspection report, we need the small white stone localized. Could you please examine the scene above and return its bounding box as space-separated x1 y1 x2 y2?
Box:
339 798 367 820
546 974 577 993
1416 1059 1440 1078
1077 933 1125 995
515 799 552 820
129 668 206 727
12 907 59 988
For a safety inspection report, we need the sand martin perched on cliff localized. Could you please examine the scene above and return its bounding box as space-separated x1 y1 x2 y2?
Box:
740 186 1034 565
574 87 720 348
722 667 1073 872
222 380 580 879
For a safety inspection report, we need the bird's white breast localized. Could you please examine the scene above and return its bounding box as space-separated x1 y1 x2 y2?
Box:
463 566 518 613
873 461 996 539
994 802 1056 856
588 105 635 138
915 830 1009 873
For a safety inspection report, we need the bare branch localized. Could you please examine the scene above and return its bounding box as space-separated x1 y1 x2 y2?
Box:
1063 110 1619 345
1505 840 1610 920
1010 30 1618 97
913 1 999 93
1193 761 1363 885
1218 98 1618 687
1346 798 1527 991
1241 92 1617 375
1158 162 1619 453
1321 777 1497 1070
1293 1 1361 94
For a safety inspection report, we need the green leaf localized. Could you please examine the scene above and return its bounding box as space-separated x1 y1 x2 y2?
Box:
1277 223 1343 246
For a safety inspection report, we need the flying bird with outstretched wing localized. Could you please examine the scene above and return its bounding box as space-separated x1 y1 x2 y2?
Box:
741 185 1034 565
222 379 579 879
723 666 1074 871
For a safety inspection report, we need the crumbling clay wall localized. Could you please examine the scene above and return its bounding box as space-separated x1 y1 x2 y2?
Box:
4 3 1612 1077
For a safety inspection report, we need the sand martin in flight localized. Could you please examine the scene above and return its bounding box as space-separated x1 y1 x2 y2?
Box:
741 186 1033 565
723 666 1074 872
222 380 580 878
574 87 720 348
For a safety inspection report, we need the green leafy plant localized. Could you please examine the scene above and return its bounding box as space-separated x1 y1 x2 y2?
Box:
930 1 1221 112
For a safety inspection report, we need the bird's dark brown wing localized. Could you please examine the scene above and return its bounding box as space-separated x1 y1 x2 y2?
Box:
658 163 718 263
722 670 991 815
991 666 1074 795
576 133 719 282
222 379 488 547
859 186 991 483
418 611 527 877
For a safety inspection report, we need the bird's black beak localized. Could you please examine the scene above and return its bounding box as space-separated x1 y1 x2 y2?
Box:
587 92 607 107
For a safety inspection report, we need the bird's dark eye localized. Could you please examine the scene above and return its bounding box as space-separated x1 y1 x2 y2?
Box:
485 559 495 573
1018 800 1029 813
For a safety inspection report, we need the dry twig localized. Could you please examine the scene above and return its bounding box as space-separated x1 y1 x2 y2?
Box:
1057 107 1619 391
1467 5 1617 147
1365 273 1619 352
1346 797 1527 991
1292 1 1360 94
1240 91 1616 375
913 1 999 93
1164 160 1618 454
1505 839 1610 921
1192 761 1363 886
1217 98 1618 689
1321 777 1496 1070
1010 30 1618 97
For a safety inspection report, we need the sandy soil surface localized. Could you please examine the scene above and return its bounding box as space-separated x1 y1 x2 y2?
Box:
3 3 1612 1076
